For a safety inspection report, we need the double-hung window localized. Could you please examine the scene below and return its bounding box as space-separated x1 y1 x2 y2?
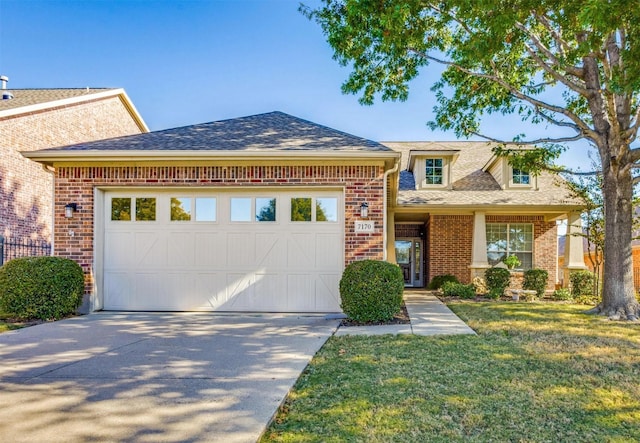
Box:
486 223 533 269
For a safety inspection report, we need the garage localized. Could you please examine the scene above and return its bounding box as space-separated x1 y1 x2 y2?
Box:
103 189 344 312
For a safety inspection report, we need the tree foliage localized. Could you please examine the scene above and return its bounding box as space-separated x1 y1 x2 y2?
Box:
304 0 640 319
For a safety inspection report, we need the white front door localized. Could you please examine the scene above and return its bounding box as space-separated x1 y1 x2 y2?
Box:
102 189 344 312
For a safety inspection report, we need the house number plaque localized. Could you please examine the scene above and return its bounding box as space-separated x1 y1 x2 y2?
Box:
354 220 375 233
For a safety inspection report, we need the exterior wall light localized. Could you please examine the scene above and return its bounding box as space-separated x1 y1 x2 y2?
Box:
64 203 78 218
360 202 369 218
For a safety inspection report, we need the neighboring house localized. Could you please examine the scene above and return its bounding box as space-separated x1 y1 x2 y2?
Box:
23 112 586 313
558 236 640 290
0 78 148 251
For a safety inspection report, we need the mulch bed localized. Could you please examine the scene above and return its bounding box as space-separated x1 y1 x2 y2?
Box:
340 302 411 327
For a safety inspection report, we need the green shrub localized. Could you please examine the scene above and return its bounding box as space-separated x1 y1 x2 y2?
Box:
487 288 504 299
442 281 476 299
339 260 404 322
428 274 459 290
485 268 511 294
552 288 572 301
0 256 84 320
570 270 595 297
523 269 549 298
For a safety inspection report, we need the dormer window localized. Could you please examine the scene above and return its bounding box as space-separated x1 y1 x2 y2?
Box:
512 168 530 185
425 159 444 185
407 149 459 190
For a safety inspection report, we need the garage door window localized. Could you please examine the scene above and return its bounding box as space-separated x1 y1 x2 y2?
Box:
256 197 276 222
111 198 132 221
170 197 191 221
195 198 216 222
291 198 312 221
135 198 156 221
316 198 338 222
231 198 252 222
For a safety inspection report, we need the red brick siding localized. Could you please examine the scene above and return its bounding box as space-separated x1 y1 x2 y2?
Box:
428 215 474 284
426 214 558 288
53 164 386 294
0 96 143 241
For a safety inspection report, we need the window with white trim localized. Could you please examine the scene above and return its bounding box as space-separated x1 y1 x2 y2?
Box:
425 158 444 185
512 168 530 185
486 223 533 269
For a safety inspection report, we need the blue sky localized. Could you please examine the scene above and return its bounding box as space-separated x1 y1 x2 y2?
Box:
0 0 591 169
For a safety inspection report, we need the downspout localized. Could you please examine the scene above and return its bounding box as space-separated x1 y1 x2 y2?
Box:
42 164 56 255
383 159 400 261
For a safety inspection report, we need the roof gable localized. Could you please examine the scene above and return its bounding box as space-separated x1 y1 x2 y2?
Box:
0 88 117 112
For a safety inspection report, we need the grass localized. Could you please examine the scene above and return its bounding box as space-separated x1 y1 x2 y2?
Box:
0 312 39 333
261 302 640 442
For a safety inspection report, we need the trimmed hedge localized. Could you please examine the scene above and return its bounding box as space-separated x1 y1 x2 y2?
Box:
0 256 84 320
570 270 595 297
442 281 476 299
485 268 511 295
523 269 549 298
339 260 404 322
428 274 459 290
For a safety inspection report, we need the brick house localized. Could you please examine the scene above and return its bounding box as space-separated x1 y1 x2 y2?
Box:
0 81 147 247
24 112 585 312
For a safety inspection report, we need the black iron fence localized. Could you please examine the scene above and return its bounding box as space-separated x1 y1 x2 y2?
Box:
0 236 52 266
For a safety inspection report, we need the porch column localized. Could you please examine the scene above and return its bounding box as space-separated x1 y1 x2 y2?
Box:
469 211 490 280
386 210 397 263
563 211 588 287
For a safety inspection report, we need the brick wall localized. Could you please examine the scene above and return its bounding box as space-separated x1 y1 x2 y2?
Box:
428 214 474 284
427 214 558 287
0 96 143 241
53 164 386 295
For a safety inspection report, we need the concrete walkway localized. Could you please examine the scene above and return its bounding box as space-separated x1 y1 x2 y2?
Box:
335 290 476 336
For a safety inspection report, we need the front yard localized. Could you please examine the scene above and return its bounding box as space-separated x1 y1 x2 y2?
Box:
262 303 640 442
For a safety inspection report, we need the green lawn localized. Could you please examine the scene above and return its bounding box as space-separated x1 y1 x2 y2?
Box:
261 303 640 442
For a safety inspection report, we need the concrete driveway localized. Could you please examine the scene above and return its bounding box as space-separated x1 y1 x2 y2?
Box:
0 312 340 442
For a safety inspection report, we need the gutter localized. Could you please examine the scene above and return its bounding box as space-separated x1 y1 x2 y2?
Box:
382 158 400 261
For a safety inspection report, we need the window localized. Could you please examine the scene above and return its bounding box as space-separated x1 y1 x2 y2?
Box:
486 223 533 269
170 197 191 221
512 168 530 185
111 198 132 221
230 198 252 222
291 198 312 221
256 198 276 222
425 158 444 185
195 198 216 222
316 197 338 222
135 198 156 221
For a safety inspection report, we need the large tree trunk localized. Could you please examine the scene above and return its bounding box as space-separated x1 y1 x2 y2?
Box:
589 149 640 320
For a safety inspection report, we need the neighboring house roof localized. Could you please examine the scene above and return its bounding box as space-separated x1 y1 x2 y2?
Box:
382 141 581 209
23 111 399 163
0 88 148 132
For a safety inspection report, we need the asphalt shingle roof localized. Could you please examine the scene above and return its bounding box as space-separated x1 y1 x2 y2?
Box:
0 88 116 112
35 111 393 153
382 141 580 207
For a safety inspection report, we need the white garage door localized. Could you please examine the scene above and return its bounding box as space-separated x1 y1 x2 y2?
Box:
102 189 344 312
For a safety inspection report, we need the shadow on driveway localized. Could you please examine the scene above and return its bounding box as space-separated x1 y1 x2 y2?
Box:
0 312 339 442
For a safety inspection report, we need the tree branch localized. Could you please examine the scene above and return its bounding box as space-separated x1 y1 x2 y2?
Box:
470 130 584 145
408 48 596 138
535 13 572 56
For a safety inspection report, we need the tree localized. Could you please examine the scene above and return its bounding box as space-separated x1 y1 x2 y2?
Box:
303 0 640 320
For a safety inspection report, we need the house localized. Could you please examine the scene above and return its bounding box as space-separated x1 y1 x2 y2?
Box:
0 76 148 248
23 112 586 313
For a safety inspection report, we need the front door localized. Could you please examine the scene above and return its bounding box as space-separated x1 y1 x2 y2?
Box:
395 238 424 287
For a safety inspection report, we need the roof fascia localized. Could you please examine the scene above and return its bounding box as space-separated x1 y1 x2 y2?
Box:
0 89 148 132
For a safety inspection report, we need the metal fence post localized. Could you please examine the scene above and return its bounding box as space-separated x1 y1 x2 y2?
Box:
0 235 4 266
